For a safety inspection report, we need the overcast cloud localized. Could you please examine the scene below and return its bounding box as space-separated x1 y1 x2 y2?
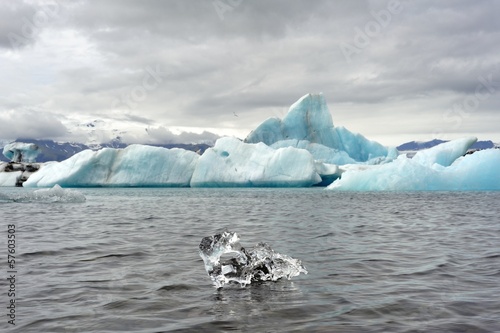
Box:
1 0 499 146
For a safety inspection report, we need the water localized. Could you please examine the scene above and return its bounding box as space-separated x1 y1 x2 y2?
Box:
1 187 500 332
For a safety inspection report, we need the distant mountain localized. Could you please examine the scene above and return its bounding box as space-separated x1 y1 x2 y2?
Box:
2 138 497 163
397 139 496 151
0 139 211 163
396 139 447 151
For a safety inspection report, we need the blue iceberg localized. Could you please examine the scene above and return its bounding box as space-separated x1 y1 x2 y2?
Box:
5 93 497 191
23 144 199 187
3 142 41 163
190 137 321 187
327 137 500 191
245 93 397 163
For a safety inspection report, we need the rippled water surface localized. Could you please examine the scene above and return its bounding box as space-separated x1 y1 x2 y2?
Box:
1 188 500 332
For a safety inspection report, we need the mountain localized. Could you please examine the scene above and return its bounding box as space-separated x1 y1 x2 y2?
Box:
396 139 447 151
2 137 497 163
0 139 210 163
397 139 496 151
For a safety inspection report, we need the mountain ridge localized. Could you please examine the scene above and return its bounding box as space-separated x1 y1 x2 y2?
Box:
397 139 497 151
1 138 498 163
0 138 210 162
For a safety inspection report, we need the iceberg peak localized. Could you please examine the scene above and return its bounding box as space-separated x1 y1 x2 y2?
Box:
246 93 334 147
245 93 395 163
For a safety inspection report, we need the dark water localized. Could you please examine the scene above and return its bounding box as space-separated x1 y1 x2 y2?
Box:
1 188 500 332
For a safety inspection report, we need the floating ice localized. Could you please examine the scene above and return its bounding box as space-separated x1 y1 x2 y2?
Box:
199 231 307 288
328 137 500 191
245 93 397 163
190 137 321 187
3 142 41 163
23 144 199 187
1 184 86 203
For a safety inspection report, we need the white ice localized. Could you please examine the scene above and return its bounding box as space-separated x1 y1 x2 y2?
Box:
24 144 199 187
410 137 478 167
0 161 41 187
0 169 22 187
327 137 500 191
190 137 321 187
199 230 307 288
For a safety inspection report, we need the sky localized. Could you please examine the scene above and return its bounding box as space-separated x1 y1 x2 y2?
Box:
0 0 499 147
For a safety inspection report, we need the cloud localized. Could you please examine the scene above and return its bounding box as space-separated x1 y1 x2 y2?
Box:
0 110 68 140
0 1 63 50
117 126 220 145
0 0 499 146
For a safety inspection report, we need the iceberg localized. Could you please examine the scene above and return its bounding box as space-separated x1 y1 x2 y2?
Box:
4 93 493 191
199 230 307 288
245 93 397 163
327 137 500 191
271 139 357 165
3 142 41 163
190 137 321 187
23 144 199 187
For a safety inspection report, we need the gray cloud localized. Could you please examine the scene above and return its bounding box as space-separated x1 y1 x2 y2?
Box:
0 109 68 139
0 0 499 146
0 2 38 49
123 127 220 145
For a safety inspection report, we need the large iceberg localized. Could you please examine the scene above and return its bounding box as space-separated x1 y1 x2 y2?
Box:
190 137 321 187
327 137 500 191
245 93 397 163
24 144 199 187
21 138 323 188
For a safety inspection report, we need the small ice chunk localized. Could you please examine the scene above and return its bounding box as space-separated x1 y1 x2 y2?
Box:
9 184 86 203
199 231 307 288
31 184 86 202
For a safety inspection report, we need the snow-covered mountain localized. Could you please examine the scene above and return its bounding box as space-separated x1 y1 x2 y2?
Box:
0 138 210 162
1 118 220 162
64 119 220 148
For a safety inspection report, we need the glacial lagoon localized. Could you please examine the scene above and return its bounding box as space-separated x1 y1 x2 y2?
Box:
2 187 499 332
